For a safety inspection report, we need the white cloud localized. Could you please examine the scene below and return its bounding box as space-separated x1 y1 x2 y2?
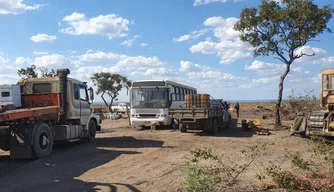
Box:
15 56 32 65
15 54 78 71
0 0 44 15
239 76 280 89
30 34 57 43
78 50 123 62
120 35 140 47
189 39 252 64
183 16 253 64
245 60 310 76
244 60 312 88
245 60 283 75
179 60 244 89
63 12 85 21
173 29 208 42
203 17 240 41
33 51 49 55
140 43 148 47
193 0 243 6
312 73 321 83
120 39 135 47
34 54 72 68
75 50 169 78
0 53 8 65
60 12 130 40
294 46 334 64
0 53 21 81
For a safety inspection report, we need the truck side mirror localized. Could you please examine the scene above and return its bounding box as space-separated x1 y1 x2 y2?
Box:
89 87 94 101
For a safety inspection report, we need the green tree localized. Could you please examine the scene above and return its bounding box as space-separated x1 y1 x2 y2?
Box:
39 66 57 77
17 64 57 78
90 72 132 112
17 64 38 78
233 0 334 127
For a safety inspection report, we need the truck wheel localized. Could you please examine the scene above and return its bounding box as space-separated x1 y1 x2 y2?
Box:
213 119 219 133
225 116 231 129
87 120 97 141
33 123 53 159
0 136 10 151
179 123 187 133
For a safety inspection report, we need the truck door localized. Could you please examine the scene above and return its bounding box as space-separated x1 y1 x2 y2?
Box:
78 84 90 124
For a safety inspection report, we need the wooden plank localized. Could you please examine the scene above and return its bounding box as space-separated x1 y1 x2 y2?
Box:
0 106 61 123
169 108 223 119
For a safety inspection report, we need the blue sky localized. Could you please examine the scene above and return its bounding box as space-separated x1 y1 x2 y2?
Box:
0 0 333 103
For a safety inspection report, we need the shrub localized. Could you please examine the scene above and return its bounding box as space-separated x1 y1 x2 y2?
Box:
183 143 267 191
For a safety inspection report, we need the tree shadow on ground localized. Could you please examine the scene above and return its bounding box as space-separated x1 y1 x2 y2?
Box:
0 136 164 192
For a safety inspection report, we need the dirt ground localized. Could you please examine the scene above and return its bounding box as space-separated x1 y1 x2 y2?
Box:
0 104 314 192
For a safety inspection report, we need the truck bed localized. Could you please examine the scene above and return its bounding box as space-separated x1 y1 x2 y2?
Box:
169 107 224 120
0 106 61 123
0 92 62 123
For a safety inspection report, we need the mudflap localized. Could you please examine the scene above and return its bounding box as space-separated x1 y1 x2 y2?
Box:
9 124 34 159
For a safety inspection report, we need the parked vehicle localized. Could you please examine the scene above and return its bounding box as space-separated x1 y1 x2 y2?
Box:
0 68 101 159
307 68 334 137
169 94 231 133
129 80 197 127
111 102 129 113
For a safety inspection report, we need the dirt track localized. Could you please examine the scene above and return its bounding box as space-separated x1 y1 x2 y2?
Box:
0 111 312 192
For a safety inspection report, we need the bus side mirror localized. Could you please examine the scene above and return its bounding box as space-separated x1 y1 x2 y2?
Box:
89 87 94 101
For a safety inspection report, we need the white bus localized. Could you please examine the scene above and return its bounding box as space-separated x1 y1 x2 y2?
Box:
129 80 197 127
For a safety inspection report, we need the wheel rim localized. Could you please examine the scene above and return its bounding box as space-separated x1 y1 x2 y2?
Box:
39 132 49 151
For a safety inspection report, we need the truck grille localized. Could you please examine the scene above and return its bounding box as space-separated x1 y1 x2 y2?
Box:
139 114 156 118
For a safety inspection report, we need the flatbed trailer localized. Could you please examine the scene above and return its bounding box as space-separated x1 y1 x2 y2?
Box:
0 106 61 124
169 107 231 133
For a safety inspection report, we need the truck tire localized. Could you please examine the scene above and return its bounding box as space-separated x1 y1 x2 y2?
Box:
0 135 10 151
87 120 97 141
212 119 219 133
225 115 231 129
33 123 53 159
179 123 187 133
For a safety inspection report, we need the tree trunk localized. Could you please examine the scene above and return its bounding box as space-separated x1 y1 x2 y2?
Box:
101 92 109 110
108 98 114 113
275 63 291 128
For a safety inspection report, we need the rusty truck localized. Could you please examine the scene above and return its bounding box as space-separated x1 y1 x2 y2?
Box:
0 68 101 159
169 94 231 133
307 68 334 137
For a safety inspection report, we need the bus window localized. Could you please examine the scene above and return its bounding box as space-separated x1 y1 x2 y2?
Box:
168 85 175 94
180 88 184 101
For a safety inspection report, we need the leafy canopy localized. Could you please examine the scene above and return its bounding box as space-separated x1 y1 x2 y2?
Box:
17 64 57 78
233 0 334 64
90 72 132 102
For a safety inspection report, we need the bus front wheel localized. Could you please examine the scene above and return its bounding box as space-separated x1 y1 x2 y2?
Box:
179 123 187 133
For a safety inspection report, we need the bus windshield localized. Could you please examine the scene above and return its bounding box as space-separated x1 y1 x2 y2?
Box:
131 88 168 108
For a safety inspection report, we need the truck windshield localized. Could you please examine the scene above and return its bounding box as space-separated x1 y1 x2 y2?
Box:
131 88 168 108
